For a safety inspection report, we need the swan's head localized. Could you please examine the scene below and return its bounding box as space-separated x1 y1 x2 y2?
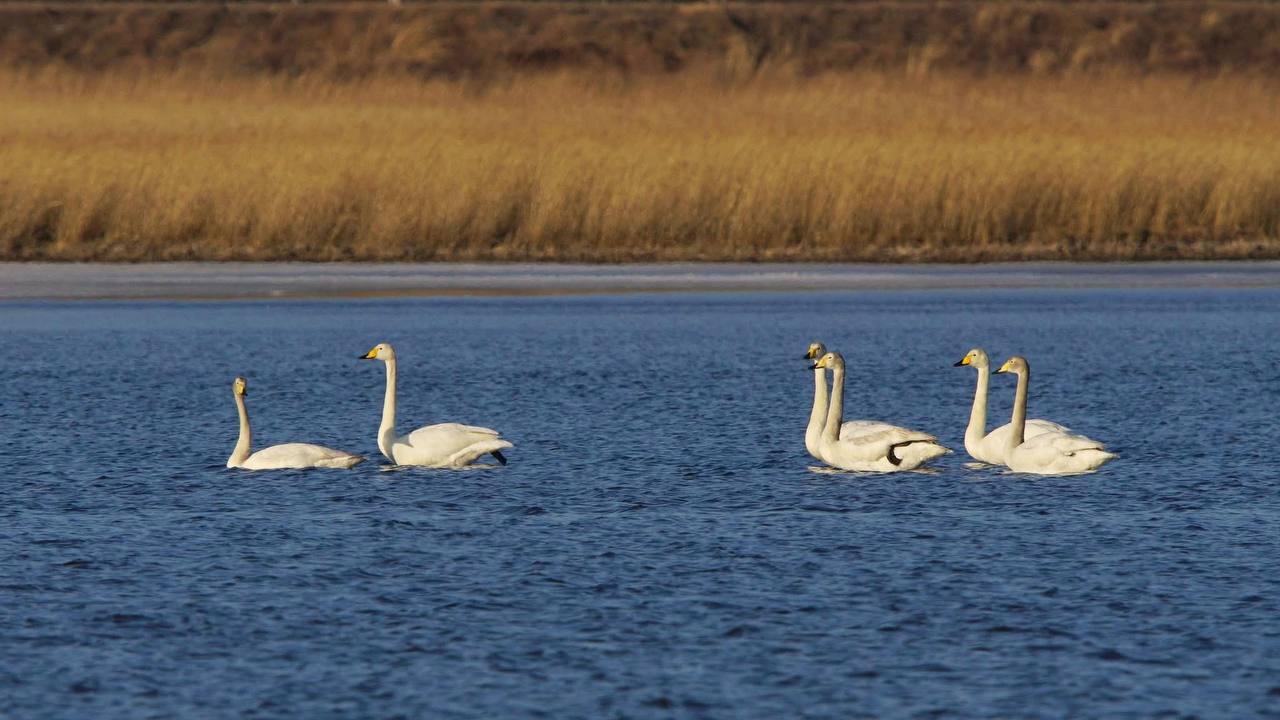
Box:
810 351 844 371
232 376 248 396
803 342 826 360
995 356 1029 375
360 342 395 361
954 347 990 369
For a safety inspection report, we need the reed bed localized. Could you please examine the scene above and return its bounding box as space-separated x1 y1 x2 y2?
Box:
2 70 1278 261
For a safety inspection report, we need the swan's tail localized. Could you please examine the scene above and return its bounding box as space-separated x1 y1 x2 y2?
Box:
316 454 365 469
446 439 514 468
891 441 950 469
1072 448 1116 470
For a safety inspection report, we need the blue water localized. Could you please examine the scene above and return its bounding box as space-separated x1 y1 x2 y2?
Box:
2 288 1278 718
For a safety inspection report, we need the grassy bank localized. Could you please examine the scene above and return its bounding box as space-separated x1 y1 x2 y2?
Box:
3 70 1278 262
3 1 1280 261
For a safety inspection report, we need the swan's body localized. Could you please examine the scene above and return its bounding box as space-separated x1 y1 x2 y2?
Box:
970 421 1070 466
361 343 512 468
234 442 365 470
226 377 364 470
955 348 1069 465
811 351 949 472
379 423 512 467
996 357 1115 475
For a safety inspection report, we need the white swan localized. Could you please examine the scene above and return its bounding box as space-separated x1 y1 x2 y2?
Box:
995 356 1116 475
359 343 513 467
804 341 889 462
810 351 950 472
955 347 1069 465
226 377 365 470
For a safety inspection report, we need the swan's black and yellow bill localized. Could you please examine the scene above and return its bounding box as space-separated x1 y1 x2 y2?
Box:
953 357 970 367
359 348 378 360
809 354 835 370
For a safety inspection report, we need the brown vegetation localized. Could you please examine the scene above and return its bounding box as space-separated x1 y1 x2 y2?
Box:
0 3 1279 262
5 2 1280 80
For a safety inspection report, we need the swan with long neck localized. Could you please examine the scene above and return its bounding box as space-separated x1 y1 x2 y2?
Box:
994 356 1115 474
226 377 364 470
954 347 1068 466
810 351 950 472
804 341 884 461
359 342 512 467
804 342 830 460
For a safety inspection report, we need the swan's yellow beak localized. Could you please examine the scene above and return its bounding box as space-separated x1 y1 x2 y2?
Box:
995 359 1014 373
360 347 378 360
954 356 972 367
804 345 821 359
810 356 829 370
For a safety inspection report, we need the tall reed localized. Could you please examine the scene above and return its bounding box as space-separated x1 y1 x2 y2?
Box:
1 70 1278 261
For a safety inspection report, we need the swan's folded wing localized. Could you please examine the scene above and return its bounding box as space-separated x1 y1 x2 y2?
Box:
397 423 506 460
393 423 510 467
987 419 1071 449
1009 427 1114 474
1047 432 1107 455
407 423 500 442
839 420 937 446
1022 429 1107 455
830 421 939 464
1025 419 1073 436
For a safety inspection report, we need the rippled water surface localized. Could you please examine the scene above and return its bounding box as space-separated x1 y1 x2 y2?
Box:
2 287 1279 718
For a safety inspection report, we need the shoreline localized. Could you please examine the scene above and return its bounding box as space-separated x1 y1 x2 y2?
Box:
3 261 1278 301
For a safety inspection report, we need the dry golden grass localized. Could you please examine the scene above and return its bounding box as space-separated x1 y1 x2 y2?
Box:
2 70 1279 261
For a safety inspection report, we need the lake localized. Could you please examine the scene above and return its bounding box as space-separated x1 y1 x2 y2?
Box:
1 269 1278 717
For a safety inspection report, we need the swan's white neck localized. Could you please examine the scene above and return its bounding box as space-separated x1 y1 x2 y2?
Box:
964 366 990 452
805 366 828 456
822 366 845 444
1005 369 1030 452
228 392 252 467
378 357 398 460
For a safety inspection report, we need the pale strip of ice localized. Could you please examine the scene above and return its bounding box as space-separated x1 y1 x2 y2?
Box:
0 261 1278 300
